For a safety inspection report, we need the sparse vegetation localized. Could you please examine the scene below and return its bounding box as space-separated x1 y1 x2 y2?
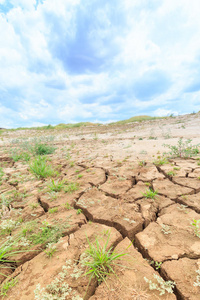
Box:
191 219 200 238
142 189 158 199
82 233 126 283
144 274 176 296
29 156 57 178
47 179 65 192
33 143 56 156
163 138 200 158
0 278 18 297
64 182 79 193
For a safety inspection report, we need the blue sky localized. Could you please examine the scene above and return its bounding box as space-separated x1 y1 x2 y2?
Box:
0 0 200 128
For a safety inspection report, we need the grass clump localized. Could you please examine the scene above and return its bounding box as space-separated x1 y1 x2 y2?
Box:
11 151 31 162
82 233 126 284
142 189 158 199
21 220 70 246
47 179 65 192
153 157 168 166
64 182 79 193
48 207 58 214
0 278 18 297
163 138 200 158
34 143 56 156
29 156 57 178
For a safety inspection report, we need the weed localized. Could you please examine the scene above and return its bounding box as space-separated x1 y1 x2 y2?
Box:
144 274 175 296
44 243 57 258
0 167 4 184
82 233 126 283
150 261 162 270
191 219 200 238
47 179 65 192
29 203 39 210
0 236 27 269
167 171 176 177
29 156 57 178
194 269 200 287
77 174 83 179
163 138 200 158
161 224 171 235
49 207 58 214
69 161 75 167
20 220 67 246
142 189 158 199
173 167 180 171
34 143 56 156
47 191 57 201
76 209 82 215
11 150 31 162
64 182 79 193
0 278 18 297
138 161 146 167
34 260 83 300
153 157 168 166
0 219 19 235
64 202 73 210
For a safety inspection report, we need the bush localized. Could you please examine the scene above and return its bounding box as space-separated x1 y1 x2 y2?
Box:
163 138 200 158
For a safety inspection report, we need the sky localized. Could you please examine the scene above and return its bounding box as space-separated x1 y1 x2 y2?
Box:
0 0 200 128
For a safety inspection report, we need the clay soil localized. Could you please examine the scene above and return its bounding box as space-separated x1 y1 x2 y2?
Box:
0 112 200 299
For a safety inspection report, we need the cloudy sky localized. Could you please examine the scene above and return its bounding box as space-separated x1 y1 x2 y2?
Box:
0 0 200 128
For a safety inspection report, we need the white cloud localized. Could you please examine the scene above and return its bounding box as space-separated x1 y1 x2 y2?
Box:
0 0 200 127
153 108 179 117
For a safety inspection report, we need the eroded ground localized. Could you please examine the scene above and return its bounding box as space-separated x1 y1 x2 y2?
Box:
0 113 200 299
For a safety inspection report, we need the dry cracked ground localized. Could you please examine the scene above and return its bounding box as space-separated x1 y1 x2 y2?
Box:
0 112 200 299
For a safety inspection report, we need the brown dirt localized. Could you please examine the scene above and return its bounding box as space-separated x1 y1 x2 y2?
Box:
0 112 200 299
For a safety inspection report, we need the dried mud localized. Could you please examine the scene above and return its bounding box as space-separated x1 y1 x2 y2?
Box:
0 113 200 299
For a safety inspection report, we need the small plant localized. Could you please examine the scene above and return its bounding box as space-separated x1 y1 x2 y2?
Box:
167 171 176 177
29 203 39 210
11 151 31 162
0 219 18 235
0 236 27 269
34 260 83 300
163 138 200 158
173 167 180 171
144 274 175 296
177 204 188 213
0 167 4 184
77 174 83 179
47 179 65 192
47 191 57 201
64 202 73 210
138 160 146 167
0 278 18 297
191 219 200 238
82 233 126 283
44 243 57 258
153 157 168 166
64 182 79 193
161 224 171 235
49 207 58 214
69 161 75 167
194 269 200 287
29 156 57 178
142 189 158 199
149 260 162 270
76 209 82 215
34 143 56 156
